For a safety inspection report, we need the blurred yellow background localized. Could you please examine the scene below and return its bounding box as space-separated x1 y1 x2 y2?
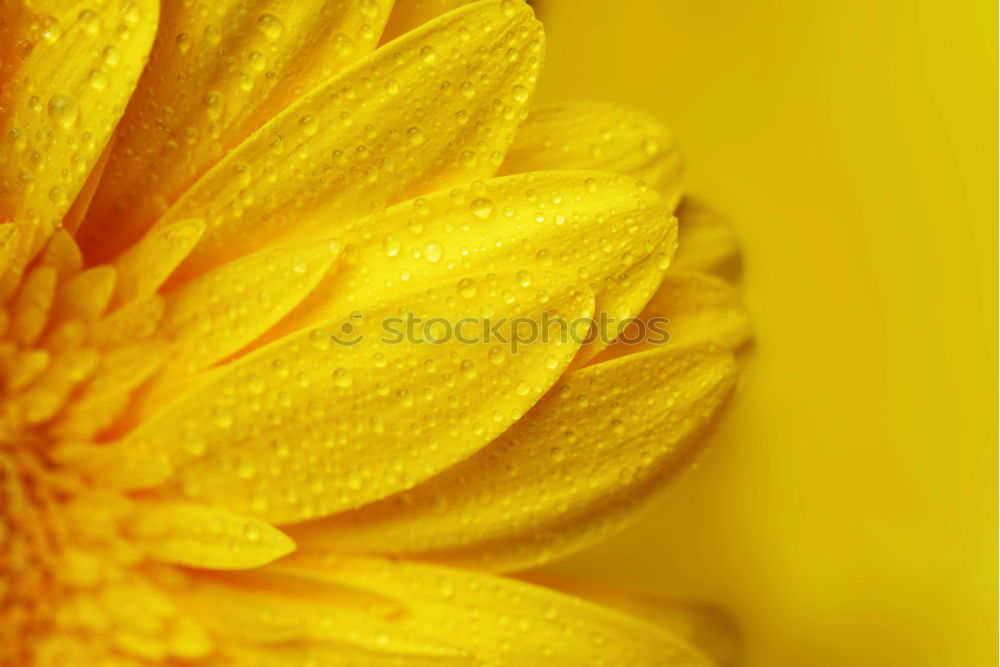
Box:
532 1 998 665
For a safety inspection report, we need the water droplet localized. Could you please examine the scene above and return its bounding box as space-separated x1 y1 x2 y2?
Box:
420 45 437 64
244 523 261 541
407 127 425 146
103 46 121 66
299 114 318 136
470 197 494 218
424 243 442 263
203 92 224 120
48 186 67 204
47 94 79 129
248 50 266 72
9 128 26 152
488 346 505 364
88 69 109 91
121 1 141 25
458 277 477 298
383 235 401 257
257 13 284 39
333 32 354 56
413 198 431 216
332 367 353 388
511 84 529 103
77 9 102 35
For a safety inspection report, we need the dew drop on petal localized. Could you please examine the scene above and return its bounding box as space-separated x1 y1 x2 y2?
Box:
488 346 505 364
299 114 319 137
470 197 494 218
103 46 121 66
257 13 284 39
47 94 79 129
77 9 102 35
407 127 425 146
424 243 442 263
420 45 437 64
88 69 109 91
332 368 353 388
458 277 477 298
382 235 401 257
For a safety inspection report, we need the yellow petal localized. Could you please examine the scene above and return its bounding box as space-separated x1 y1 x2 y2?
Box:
381 0 474 42
150 0 543 280
0 222 22 286
88 294 164 348
283 557 714 666
641 270 751 348
0 2 37 90
158 237 342 374
50 265 117 323
289 343 736 571
500 102 685 209
50 340 171 440
80 0 395 259
0 347 49 391
39 228 83 280
126 501 295 569
61 136 113 235
671 199 741 280
218 642 475 666
177 569 467 657
9 265 57 345
568 240 677 369
18 347 98 424
129 270 593 524
51 441 173 490
112 219 205 304
523 575 740 667
259 171 674 349
0 0 158 263
594 269 752 364
0 222 30 302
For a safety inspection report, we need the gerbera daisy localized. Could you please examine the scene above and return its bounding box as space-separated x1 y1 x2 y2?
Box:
0 0 751 664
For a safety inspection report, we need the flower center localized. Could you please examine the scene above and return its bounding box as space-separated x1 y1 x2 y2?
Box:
0 422 63 665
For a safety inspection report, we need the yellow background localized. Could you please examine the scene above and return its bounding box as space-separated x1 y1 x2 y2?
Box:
533 1 998 665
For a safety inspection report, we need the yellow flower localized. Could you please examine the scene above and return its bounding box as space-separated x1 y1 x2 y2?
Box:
0 0 750 665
